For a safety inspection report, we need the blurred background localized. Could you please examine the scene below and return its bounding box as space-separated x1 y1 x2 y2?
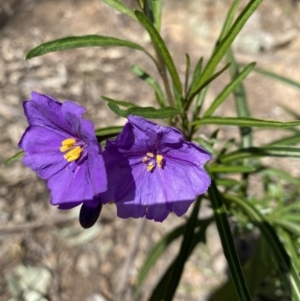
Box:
1 0 300 300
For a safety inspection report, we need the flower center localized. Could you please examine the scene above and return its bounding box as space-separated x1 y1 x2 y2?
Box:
142 152 164 172
60 138 83 162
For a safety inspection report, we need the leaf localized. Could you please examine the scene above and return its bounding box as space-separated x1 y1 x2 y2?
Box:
187 63 231 101
95 126 122 137
219 146 300 163
148 216 213 301
95 126 123 137
134 218 209 296
3 151 24 166
210 238 273 301
184 54 191 96
253 67 300 92
192 116 300 128
189 0 263 96
163 198 203 301
225 194 300 300
208 182 251 301
218 0 242 41
216 178 244 188
26 35 146 59
267 134 300 146
151 0 162 32
188 56 203 97
268 218 300 237
259 168 300 186
227 49 252 150
131 65 166 107
98 0 137 19
102 96 137 107
135 10 182 95
279 104 300 120
203 62 255 117
107 102 178 119
208 164 257 173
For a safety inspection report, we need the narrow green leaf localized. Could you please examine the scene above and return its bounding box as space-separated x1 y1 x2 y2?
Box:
203 63 255 117
192 116 300 128
190 0 263 96
253 67 300 91
26 35 145 59
208 164 257 173
107 103 178 118
193 137 218 155
102 96 137 107
3 151 24 166
148 216 213 301
151 0 162 32
259 168 300 186
189 56 203 97
135 10 182 95
134 224 187 296
131 65 166 107
164 198 203 301
216 178 244 188
279 104 300 120
188 63 231 101
98 0 137 19
107 103 128 117
218 0 242 41
210 238 273 301
220 146 300 163
135 218 211 297
268 218 300 237
225 194 300 300
95 126 123 137
267 134 300 146
208 182 251 301
228 49 253 152
184 54 191 97
280 231 300 271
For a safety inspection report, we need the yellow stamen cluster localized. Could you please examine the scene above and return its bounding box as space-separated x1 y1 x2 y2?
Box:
147 162 155 172
156 154 163 168
142 152 164 172
60 138 82 162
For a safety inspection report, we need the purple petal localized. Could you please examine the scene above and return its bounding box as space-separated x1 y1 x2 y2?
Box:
158 159 211 216
100 151 137 204
24 92 71 134
115 165 170 221
87 143 107 195
163 142 211 167
19 126 68 179
61 101 94 141
48 160 98 207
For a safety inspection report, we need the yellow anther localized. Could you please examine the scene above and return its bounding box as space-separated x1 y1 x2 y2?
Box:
142 157 148 163
156 154 163 168
64 146 82 162
147 152 154 158
60 138 76 152
147 162 155 172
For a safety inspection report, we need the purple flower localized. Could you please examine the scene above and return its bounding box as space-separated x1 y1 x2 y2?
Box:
19 92 107 211
101 115 211 222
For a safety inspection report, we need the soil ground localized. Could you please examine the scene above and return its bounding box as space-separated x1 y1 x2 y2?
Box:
1 0 300 300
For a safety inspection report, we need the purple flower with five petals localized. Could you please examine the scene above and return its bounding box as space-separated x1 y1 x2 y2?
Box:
101 115 211 222
19 92 107 211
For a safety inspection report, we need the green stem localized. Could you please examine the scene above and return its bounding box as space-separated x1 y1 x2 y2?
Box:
208 181 252 301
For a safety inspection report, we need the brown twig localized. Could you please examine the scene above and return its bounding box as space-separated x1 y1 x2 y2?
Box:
115 218 147 301
0 214 77 233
